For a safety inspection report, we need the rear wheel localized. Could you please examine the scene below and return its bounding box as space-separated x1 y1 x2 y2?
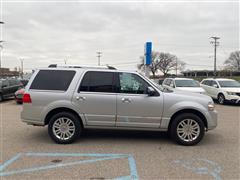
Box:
170 113 205 146
218 94 225 104
48 112 82 144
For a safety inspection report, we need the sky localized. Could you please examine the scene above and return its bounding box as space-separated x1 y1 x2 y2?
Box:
0 0 239 73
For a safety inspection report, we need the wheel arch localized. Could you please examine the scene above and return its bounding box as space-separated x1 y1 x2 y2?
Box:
44 107 84 127
168 109 208 131
218 92 225 98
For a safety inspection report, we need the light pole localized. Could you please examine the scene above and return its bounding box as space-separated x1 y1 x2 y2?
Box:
0 43 2 69
0 21 4 77
20 58 24 79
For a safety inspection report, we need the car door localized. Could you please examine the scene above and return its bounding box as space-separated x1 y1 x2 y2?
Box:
210 80 219 99
73 71 117 126
1 80 11 98
9 80 20 95
201 80 211 95
116 72 163 128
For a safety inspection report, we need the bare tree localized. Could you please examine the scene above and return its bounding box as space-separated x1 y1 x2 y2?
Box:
224 51 240 71
138 51 185 77
137 51 161 78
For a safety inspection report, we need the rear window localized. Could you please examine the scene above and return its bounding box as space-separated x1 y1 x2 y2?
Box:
30 70 76 91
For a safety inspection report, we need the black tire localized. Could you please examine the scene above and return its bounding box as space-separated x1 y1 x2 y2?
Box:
48 112 82 144
170 113 205 146
0 94 3 102
218 94 225 105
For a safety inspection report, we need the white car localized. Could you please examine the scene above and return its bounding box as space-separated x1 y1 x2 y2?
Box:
200 78 240 104
162 78 206 94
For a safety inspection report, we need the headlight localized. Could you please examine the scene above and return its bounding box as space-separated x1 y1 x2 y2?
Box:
227 92 236 95
208 102 215 111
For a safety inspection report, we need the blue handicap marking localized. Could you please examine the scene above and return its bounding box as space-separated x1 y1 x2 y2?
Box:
173 158 222 180
0 152 138 179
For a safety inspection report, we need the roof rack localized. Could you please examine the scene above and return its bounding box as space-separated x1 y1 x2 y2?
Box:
48 64 117 70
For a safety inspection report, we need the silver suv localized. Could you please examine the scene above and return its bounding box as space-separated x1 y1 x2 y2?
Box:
21 65 217 146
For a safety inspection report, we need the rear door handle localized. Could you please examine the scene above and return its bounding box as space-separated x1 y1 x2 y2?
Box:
121 98 131 103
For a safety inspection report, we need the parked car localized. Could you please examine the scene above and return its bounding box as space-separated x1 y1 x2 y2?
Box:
15 88 25 104
0 79 23 102
20 79 29 87
162 78 206 94
21 65 217 146
200 78 240 104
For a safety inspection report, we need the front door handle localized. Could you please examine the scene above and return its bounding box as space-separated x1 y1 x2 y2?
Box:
76 96 86 101
121 98 131 103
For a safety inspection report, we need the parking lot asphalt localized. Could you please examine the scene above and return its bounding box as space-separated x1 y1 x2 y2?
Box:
0 100 239 180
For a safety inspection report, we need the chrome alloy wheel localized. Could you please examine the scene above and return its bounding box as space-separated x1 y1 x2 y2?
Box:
52 117 76 140
218 95 225 104
177 119 200 142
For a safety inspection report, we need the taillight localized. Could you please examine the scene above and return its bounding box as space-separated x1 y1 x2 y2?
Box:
23 93 32 103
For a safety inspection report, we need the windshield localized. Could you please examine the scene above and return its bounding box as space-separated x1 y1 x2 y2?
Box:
175 79 200 87
218 80 240 88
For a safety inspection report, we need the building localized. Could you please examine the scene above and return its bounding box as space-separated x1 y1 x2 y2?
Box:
182 70 240 78
0 68 20 78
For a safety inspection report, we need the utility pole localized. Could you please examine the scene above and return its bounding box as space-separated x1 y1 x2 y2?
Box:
0 43 2 69
0 21 4 72
20 58 24 79
210 36 220 77
175 58 178 77
96 51 102 66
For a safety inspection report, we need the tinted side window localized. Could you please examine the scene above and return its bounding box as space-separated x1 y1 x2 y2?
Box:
30 70 76 91
118 73 149 94
79 72 90 91
79 71 114 93
212 81 218 87
202 80 207 85
203 80 210 86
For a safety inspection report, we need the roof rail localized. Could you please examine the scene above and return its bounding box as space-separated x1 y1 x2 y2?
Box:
48 64 117 70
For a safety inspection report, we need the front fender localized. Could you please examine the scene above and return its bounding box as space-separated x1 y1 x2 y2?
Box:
160 101 207 129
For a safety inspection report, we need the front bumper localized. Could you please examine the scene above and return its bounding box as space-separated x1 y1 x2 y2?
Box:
205 109 218 130
225 94 240 103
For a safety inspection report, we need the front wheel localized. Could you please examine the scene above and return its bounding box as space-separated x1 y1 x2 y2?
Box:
218 94 225 105
48 112 82 144
170 113 205 146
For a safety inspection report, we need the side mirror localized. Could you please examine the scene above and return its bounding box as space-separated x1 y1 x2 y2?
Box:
147 86 156 96
213 84 218 88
